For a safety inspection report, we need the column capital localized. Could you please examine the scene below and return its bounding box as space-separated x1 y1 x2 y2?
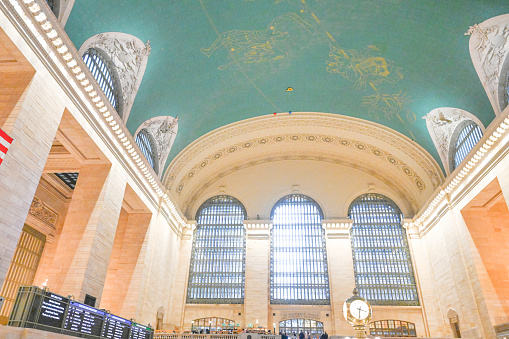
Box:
322 219 353 239
243 220 272 239
402 218 421 239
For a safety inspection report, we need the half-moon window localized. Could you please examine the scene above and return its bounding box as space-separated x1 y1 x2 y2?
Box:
135 129 158 174
451 121 483 170
82 48 122 117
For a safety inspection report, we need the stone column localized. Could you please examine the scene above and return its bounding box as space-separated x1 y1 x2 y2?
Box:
101 210 152 317
167 222 195 331
45 162 127 304
0 72 65 289
323 219 355 336
244 220 271 330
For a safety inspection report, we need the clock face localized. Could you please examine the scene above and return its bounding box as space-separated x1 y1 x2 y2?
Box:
349 300 370 320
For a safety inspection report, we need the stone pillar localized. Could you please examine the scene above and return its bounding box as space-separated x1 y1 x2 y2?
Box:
244 220 271 329
167 222 195 331
101 209 152 317
45 162 127 304
0 72 65 289
323 219 355 336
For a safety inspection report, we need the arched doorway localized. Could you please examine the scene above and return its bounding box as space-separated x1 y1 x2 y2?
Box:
279 319 324 337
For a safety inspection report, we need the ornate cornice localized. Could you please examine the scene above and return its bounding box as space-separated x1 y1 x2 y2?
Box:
2 0 187 234
164 114 444 192
29 197 58 228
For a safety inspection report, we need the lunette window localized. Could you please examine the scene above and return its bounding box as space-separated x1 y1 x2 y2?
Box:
451 121 483 170
186 195 246 304
349 193 419 306
82 48 121 117
270 194 330 305
135 129 158 173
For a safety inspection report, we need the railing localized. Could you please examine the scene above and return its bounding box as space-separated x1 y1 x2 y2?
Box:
154 335 241 339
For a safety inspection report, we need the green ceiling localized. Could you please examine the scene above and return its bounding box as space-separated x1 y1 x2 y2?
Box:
65 0 509 172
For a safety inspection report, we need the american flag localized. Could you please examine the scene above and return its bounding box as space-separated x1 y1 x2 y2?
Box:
0 127 13 165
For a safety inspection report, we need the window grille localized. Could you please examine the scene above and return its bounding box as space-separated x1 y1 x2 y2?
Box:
279 319 324 336
54 172 79 189
0 225 45 324
452 121 483 170
369 320 416 337
82 48 121 116
349 193 419 306
135 129 158 173
187 195 246 304
270 194 330 305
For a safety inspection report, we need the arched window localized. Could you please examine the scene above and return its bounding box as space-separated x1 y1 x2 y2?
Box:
135 129 158 174
369 320 417 337
349 193 419 306
270 194 330 305
279 319 324 336
82 48 122 117
187 195 246 304
191 317 235 334
450 121 483 170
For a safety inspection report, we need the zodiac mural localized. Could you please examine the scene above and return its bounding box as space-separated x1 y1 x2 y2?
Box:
201 13 315 69
327 44 403 91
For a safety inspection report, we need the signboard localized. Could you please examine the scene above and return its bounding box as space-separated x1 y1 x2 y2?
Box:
8 286 154 339
38 293 68 329
64 301 104 336
130 323 152 339
102 314 131 339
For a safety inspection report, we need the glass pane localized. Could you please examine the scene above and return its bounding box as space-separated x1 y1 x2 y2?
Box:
270 194 330 305
82 48 120 114
186 196 246 304
349 193 419 306
453 122 483 169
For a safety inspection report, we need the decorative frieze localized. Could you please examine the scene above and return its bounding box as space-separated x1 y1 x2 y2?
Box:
244 220 272 239
322 219 353 239
29 197 57 229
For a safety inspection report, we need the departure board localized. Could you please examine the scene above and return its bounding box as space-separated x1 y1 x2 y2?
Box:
64 301 105 336
102 314 131 339
130 323 152 339
38 293 68 328
9 286 153 339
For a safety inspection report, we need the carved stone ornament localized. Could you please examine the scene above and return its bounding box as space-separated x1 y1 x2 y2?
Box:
423 107 484 175
135 116 179 177
466 15 509 114
79 32 151 121
29 197 58 229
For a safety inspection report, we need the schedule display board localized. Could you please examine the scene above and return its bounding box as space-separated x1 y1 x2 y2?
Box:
8 286 153 339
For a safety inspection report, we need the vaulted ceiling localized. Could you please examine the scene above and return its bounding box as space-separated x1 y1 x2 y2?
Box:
64 1 509 174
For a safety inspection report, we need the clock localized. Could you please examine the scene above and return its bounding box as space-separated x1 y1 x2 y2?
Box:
343 288 372 327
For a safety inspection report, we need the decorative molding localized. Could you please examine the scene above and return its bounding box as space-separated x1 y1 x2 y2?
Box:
467 15 509 115
29 197 58 229
174 133 429 197
79 32 151 122
4 0 187 234
135 116 178 178
244 220 271 239
182 152 419 218
423 107 485 175
163 114 444 193
323 219 352 239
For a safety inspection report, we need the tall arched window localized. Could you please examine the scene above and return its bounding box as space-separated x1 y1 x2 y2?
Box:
450 121 483 170
187 195 246 304
135 129 158 174
82 48 122 117
349 193 419 306
270 194 330 305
